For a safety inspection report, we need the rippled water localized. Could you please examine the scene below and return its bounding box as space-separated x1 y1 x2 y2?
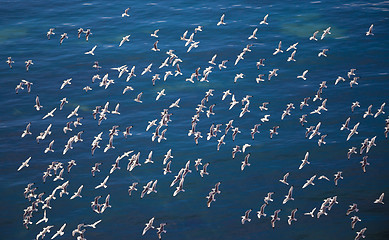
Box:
1 0 389 239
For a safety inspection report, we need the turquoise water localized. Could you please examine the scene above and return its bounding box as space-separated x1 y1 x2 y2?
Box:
1 0 389 239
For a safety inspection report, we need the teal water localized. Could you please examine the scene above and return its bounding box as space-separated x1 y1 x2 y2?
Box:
1 0 389 239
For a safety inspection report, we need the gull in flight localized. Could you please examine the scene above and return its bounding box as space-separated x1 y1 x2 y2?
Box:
51 223 66 239
366 24 374 36
70 185 83 200
122 8 130 17
299 152 310 170
297 70 308 80
217 14 226 26
36 210 49 225
85 45 97 55
95 175 109 189
142 217 155 235
304 208 316 217
321 27 331 40
42 108 56 119
241 209 252 224
34 95 43 111
286 42 298 51
151 40 160 51
309 30 319 41
17 157 31 171
21 122 32 138
119 35 130 47
151 29 159 38
260 14 269 25
60 78 72 89
248 28 258 40
374 193 384 204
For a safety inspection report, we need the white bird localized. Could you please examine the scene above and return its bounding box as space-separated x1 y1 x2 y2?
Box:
260 14 269 25
67 105 80 119
85 45 97 55
95 176 109 189
304 208 316 217
142 217 155 235
318 49 329 57
42 108 57 120
374 192 384 204
347 122 360 141
36 210 49 225
287 209 298 225
217 14 226 26
302 175 316 189
279 172 289 185
208 54 217 65
44 140 55 153
51 223 66 239
241 209 252 224
151 29 159 38
297 70 308 80
151 40 160 51
142 63 152 75
366 24 374 36
287 50 296 62
34 95 43 111
134 92 143 103
70 185 83 200
169 98 181 108
242 144 251 153
17 157 31 171
21 122 32 138
273 41 283 55
286 42 298 51
60 78 72 90
86 220 102 229
156 89 166 101
119 35 130 47
321 27 331 40
248 28 258 40
309 30 319 41
261 115 270 122
299 152 310 170
122 8 130 17
283 185 294 204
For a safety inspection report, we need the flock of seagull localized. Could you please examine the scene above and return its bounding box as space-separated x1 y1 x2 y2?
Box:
8 6 386 240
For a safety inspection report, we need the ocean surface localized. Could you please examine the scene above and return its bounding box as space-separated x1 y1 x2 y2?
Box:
1 0 389 239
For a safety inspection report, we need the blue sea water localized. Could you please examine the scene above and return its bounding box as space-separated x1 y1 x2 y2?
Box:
1 0 389 239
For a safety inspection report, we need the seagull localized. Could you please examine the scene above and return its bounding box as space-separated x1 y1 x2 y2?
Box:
348 147 357 159
145 151 153 164
318 49 329 57
217 14 226 26
151 40 160 51
283 186 294 204
21 122 32 138
200 163 209 177
67 105 79 119
95 175 109 189
257 203 267 219
287 42 298 51
85 45 97 55
279 172 290 185
60 78 72 89
70 185 83 200
321 27 331 40
241 209 252 224
351 101 360 112
234 73 244 83
218 60 228 70
334 171 343 186
119 35 130 47
34 95 43 111
297 70 308 80
47 28 55 39
156 223 167 240
268 69 279 80
151 29 159 38
287 209 298 225
142 217 155 236
142 63 152 75
363 105 373 118
273 41 283 55
169 98 181 108
287 50 296 61
86 220 102 229
36 210 49 225
44 140 55 153
335 76 346 85
260 14 269 25
134 92 143 103
51 223 66 239
355 228 367 240
347 122 360 141
261 115 270 122
270 210 281 229
122 7 130 17
248 28 258 40
17 157 31 171
309 30 319 41
59 33 68 44
304 208 316 217
374 193 384 204
229 94 239 110
366 24 374 36
374 103 385 118
350 216 361 230
302 175 316 189
341 117 351 131
42 108 56 120
264 192 274 204
194 25 203 33
209 54 217 65
241 153 251 171
299 152 310 170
